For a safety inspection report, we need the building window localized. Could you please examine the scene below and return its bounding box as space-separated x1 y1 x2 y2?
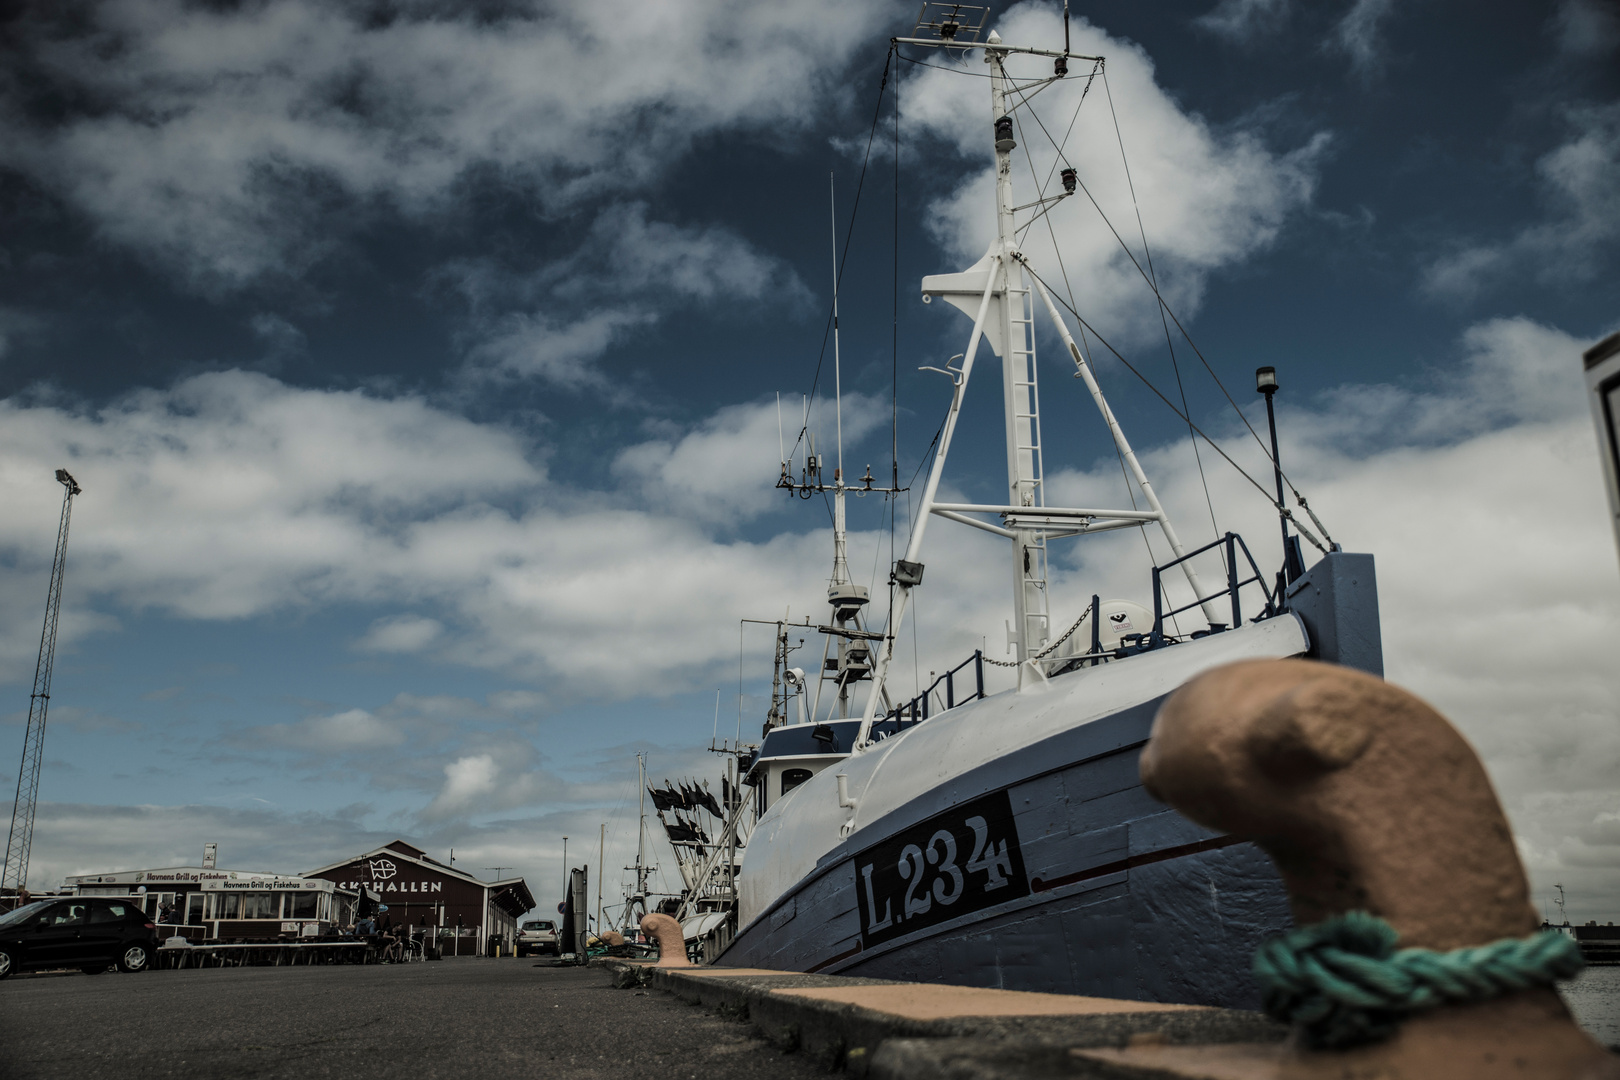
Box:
290 892 319 919
242 893 277 920
186 894 206 924
781 768 813 795
214 894 241 920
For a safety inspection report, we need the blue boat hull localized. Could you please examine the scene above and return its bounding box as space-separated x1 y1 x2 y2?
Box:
722 697 1289 1008
720 554 1382 1010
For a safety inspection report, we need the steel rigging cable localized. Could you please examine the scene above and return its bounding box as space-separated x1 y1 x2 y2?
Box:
994 57 1337 548
1021 260 1329 554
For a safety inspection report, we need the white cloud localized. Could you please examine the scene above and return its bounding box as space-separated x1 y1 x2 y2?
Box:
0 0 895 288
257 707 405 752
1324 0 1395 78
357 614 444 654
612 393 890 524
1194 0 1289 41
903 3 1328 346
1423 104 1620 300
0 369 844 699
574 202 807 306
426 753 501 818
461 308 652 389
0 369 542 623
447 202 806 387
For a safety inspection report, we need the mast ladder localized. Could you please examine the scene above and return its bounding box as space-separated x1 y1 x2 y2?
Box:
1006 274 1050 654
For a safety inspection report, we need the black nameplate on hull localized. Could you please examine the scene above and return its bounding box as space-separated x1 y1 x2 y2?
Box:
854 789 1030 949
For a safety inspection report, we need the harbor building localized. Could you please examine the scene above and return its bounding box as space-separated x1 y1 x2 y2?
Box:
306 840 534 955
66 865 248 927
64 866 360 940
62 840 535 952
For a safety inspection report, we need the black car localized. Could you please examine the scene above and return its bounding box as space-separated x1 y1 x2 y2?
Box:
0 898 158 979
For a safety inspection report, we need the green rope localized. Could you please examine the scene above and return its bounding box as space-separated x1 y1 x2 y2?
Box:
1253 911 1585 1049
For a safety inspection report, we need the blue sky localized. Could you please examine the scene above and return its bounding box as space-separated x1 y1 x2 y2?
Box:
0 0 1616 923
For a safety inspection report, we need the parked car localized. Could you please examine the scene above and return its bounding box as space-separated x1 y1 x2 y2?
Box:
515 919 558 957
0 898 158 979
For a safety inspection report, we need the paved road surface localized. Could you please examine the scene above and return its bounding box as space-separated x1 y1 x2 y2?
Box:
0 958 823 1080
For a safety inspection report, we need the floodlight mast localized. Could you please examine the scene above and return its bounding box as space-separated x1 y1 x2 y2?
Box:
2 469 82 895
850 18 1221 751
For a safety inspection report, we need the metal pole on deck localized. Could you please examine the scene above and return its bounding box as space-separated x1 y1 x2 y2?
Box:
1256 366 1299 583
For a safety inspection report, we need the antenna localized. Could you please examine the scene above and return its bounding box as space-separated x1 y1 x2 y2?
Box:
711 689 721 749
910 3 990 49
484 866 512 879
1058 1 1070 75
831 172 843 483
2 469 82 895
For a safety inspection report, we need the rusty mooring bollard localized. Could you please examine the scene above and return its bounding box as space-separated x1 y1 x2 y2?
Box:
1139 658 1613 1079
639 913 690 968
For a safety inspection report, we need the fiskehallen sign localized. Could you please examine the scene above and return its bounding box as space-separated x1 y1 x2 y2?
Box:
332 857 446 894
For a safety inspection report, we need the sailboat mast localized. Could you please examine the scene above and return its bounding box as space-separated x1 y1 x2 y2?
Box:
636 752 647 897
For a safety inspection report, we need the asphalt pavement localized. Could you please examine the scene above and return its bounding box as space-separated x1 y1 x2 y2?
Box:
0 957 827 1080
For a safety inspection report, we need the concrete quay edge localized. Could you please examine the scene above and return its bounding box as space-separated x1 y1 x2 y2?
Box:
593 958 1285 1078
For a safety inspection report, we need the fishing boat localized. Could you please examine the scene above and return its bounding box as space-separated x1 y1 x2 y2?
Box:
691 5 1383 1010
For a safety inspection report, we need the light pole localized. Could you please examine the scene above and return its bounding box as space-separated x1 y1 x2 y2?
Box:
1256 367 1297 582
561 836 568 903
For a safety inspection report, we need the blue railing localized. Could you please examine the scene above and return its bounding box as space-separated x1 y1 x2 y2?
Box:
1144 532 1279 647
882 649 985 724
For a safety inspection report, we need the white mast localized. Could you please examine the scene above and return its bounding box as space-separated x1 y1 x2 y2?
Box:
989 43 1051 664
853 20 1223 752
822 174 871 721
636 752 647 900
830 173 850 596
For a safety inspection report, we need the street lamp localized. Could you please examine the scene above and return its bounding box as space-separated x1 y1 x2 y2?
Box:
1255 367 1300 583
561 836 568 902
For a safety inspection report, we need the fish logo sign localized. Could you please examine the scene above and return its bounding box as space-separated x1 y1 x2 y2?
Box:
368 858 398 881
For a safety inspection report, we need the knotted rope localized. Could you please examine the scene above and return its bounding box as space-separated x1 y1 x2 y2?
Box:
1252 911 1584 1049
